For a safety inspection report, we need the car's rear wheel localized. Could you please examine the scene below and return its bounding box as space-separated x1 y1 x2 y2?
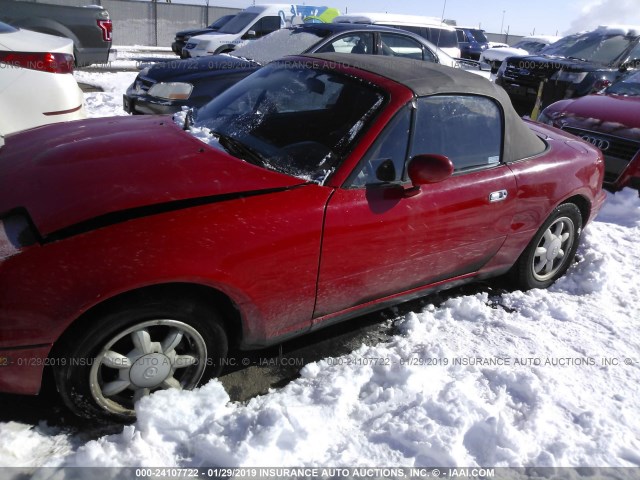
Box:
53 296 227 421
512 203 582 289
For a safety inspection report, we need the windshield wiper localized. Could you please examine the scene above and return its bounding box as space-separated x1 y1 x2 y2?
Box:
567 56 589 62
211 131 266 167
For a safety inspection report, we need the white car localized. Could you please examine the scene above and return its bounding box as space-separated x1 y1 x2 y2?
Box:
480 35 560 73
0 21 85 139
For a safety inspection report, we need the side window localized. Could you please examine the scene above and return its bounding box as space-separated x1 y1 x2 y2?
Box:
411 96 502 172
250 16 281 37
318 32 375 54
379 33 425 61
349 104 411 187
456 30 466 43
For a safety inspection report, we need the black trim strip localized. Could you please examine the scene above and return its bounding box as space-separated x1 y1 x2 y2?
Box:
43 184 308 243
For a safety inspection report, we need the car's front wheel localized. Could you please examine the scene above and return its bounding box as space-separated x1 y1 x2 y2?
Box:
53 296 228 421
512 203 582 289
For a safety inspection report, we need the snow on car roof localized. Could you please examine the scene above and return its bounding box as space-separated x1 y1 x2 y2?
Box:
297 52 546 163
594 25 640 36
520 35 561 43
333 12 452 29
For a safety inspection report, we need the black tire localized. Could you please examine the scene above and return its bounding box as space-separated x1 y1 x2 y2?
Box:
53 296 227 421
512 203 582 290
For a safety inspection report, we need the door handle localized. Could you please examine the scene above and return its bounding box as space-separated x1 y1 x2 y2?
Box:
489 190 508 202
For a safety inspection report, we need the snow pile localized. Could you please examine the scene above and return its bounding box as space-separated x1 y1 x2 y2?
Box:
74 71 137 118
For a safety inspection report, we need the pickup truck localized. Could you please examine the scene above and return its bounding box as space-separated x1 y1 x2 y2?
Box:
0 0 113 66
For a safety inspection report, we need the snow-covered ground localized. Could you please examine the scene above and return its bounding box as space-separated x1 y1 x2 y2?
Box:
1 56 639 471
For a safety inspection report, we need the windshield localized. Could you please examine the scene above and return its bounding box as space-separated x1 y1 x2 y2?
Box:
232 28 324 64
191 63 385 183
606 71 640 96
540 29 638 65
218 12 259 34
469 29 488 43
209 15 234 30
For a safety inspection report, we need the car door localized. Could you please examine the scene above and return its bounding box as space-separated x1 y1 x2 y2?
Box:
314 95 518 318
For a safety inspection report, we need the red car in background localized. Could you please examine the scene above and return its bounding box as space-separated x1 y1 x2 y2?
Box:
0 53 605 421
539 71 640 194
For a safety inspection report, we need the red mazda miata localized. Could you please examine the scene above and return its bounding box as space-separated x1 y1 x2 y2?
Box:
0 53 606 420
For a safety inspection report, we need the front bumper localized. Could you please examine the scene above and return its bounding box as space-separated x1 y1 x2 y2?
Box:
0 345 52 395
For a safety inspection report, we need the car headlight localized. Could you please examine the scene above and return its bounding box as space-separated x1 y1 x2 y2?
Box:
551 70 588 84
148 82 194 100
0 214 37 262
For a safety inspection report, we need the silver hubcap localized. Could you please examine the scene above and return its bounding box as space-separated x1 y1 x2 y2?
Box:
89 319 207 416
532 216 575 282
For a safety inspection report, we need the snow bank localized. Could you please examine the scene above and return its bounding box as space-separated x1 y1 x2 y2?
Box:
74 71 138 118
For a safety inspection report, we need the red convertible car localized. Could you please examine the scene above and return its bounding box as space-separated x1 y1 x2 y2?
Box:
539 71 640 194
0 53 605 420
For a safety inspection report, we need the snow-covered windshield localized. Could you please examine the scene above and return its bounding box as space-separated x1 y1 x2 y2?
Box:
231 28 325 65
189 62 385 183
540 28 639 65
218 12 259 34
606 70 640 96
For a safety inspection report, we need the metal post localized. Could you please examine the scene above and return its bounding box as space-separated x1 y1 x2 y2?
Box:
153 0 158 47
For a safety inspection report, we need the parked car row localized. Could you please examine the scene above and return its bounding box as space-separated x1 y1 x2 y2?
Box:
496 25 640 112
172 6 503 62
124 22 479 115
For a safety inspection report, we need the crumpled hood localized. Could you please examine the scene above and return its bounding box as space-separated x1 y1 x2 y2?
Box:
545 94 640 141
0 115 305 237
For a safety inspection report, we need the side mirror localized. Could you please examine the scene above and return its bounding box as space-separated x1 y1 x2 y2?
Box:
407 154 454 185
244 30 257 39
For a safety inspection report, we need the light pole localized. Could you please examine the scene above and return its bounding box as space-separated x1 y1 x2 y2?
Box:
500 10 506 35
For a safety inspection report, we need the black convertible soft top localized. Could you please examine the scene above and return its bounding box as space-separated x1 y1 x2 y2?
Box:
295 53 547 164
